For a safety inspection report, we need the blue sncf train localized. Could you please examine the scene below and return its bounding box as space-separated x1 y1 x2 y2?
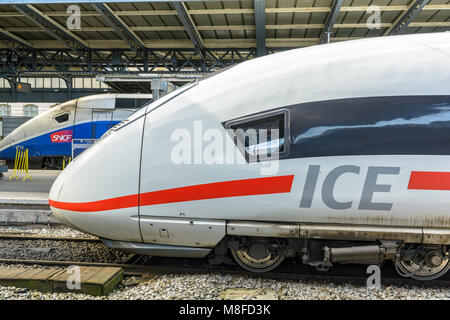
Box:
0 94 152 168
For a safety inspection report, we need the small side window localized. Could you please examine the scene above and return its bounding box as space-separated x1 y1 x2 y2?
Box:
115 98 152 109
23 104 38 117
55 112 69 123
0 104 11 117
225 110 289 162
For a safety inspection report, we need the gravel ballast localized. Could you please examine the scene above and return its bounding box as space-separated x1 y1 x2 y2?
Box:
0 239 128 263
0 272 448 300
0 225 96 238
0 225 127 263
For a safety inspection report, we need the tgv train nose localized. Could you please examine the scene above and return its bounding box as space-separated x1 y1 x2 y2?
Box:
0 135 17 160
48 113 146 242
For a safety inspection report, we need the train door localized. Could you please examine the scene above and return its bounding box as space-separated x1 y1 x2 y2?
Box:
92 110 113 139
72 106 91 140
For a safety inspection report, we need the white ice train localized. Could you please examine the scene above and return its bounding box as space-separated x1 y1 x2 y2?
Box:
49 33 450 280
0 94 152 168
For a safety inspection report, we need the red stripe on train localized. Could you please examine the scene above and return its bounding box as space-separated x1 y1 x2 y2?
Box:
49 194 138 212
408 171 450 190
49 175 295 212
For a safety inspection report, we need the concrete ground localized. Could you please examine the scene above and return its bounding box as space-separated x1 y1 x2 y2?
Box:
0 170 61 201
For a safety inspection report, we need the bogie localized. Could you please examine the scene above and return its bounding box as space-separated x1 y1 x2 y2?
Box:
223 237 450 280
228 237 289 273
395 244 450 281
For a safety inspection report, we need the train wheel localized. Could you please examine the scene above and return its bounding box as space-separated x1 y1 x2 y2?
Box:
395 246 450 281
230 240 285 273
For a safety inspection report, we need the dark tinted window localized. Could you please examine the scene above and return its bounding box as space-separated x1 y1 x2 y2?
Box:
287 96 450 158
115 98 152 109
226 111 287 162
55 113 69 123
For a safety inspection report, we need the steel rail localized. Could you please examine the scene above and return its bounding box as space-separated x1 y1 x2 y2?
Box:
0 234 100 242
0 257 448 288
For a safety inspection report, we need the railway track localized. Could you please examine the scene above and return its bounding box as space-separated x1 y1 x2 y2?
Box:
0 234 100 242
0 234 448 288
0 255 449 288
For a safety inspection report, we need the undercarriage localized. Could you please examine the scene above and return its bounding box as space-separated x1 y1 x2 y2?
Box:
41 156 70 170
215 236 450 281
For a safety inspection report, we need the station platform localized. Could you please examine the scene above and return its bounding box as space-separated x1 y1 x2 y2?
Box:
0 170 61 224
0 169 60 200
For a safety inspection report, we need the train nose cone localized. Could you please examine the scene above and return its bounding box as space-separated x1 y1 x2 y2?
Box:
48 140 109 233
48 113 145 241
48 168 78 229
0 140 10 159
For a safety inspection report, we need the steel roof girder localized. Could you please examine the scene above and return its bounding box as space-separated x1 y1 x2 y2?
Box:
12 4 88 52
173 2 205 62
386 0 431 35
92 3 146 56
319 0 344 44
0 48 254 76
254 0 266 57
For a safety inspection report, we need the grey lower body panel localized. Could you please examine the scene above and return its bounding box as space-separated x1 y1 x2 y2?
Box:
227 221 450 244
101 238 212 258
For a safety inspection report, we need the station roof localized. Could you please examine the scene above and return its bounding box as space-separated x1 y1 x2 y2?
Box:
0 0 448 91
0 0 448 51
